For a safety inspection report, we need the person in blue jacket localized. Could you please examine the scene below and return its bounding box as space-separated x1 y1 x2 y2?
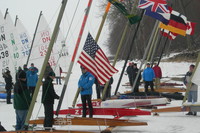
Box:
78 66 95 118
142 63 155 92
26 67 38 97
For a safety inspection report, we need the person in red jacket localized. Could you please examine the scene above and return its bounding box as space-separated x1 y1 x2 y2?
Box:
152 63 162 89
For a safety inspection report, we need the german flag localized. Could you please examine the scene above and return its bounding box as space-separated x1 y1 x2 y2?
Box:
159 7 187 36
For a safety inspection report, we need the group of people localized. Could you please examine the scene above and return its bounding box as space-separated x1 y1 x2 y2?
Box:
2 62 60 130
2 60 198 131
126 62 141 92
126 62 162 92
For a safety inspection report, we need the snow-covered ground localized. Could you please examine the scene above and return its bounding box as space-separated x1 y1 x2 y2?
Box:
1 61 200 133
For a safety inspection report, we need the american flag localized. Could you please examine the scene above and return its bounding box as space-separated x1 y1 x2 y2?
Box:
77 33 118 85
138 0 169 13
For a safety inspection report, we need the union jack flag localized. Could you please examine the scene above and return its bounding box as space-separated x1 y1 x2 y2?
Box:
138 0 169 13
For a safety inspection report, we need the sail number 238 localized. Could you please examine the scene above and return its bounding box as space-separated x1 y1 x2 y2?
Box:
0 51 9 59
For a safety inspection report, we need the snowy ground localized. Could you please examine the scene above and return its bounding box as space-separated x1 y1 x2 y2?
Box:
1 61 200 133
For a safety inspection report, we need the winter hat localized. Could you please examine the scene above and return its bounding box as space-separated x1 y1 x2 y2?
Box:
48 71 55 77
29 67 34 69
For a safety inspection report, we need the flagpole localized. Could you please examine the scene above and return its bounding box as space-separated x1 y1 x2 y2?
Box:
114 9 144 96
178 0 192 49
131 20 159 92
24 0 67 127
149 28 161 66
182 52 200 103
56 0 93 115
26 11 43 65
157 37 169 66
95 2 111 42
144 22 160 67
151 33 163 67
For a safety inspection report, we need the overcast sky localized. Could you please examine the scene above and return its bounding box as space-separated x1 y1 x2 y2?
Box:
0 0 110 55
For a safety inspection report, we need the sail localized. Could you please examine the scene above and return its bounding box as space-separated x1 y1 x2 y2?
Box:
28 14 70 76
15 18 31 65
5 13 25 81
28 14 57 72
0 11 19 82
53 29 70 77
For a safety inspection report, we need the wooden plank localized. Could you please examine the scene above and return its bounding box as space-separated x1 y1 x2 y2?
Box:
29 117 147 126
151 106 190 112
101 126 116 133
154 88 186 93
124 88 186 93
3 130 93 133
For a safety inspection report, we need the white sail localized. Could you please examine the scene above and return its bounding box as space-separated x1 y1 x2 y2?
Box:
4 13 25 81
0 11 19 82
28 14 56 72
53 29 70 77
15 18 31 65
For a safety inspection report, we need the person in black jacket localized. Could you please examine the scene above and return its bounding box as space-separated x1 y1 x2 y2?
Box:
132 63 141 92
2 70 13 104
126 62 134 86
42 71 59 129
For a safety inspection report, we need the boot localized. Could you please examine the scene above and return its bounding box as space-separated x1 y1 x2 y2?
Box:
186 112 193 115
193 112 197 116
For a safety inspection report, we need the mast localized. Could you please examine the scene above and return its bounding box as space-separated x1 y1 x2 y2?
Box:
24 0 68 126
4 8 8 19
14 15 18 27
26 11 43 65
56 0 93 115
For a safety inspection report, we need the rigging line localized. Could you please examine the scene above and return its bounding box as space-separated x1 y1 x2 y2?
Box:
63 0 81 43
47 3 62 28
62 9 85 51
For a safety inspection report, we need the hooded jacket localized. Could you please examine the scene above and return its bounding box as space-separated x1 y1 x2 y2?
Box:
78 72 95 95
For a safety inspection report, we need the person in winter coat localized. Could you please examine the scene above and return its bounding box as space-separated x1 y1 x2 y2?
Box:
94 78 101 99
56 66 62 85
152 63 162 89
126 62 134 86
30 63 38 73
42 71 59 129
184 64 198 116
143 63 155 92
43 62 53 79
26 67 38 97
132 63 141 92
2 70 13 104
78 66 95 118
23 64 28 72
14 68 31 131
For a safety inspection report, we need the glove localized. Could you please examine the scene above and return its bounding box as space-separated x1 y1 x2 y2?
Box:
55 95 60 99
80 87 84 91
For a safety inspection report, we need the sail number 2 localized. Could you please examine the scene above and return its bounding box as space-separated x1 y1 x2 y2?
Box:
54 118 72 125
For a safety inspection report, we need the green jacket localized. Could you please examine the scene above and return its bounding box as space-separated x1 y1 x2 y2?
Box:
13 81 31 110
